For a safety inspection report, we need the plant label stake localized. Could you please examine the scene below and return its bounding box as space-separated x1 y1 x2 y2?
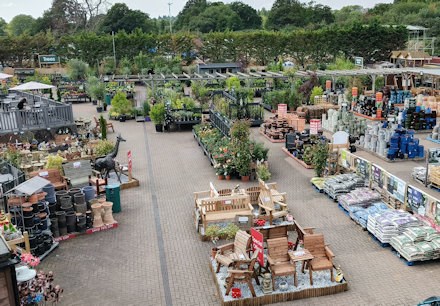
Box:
127 150 132 181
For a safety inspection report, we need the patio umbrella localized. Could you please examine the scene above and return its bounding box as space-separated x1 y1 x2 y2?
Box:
0 73 13 80
9 81 55 91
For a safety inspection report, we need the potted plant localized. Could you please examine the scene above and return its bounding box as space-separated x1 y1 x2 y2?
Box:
150 103 166 132
312 141 329 177
205 225 220 258
143 101 151 121
256 162 271 181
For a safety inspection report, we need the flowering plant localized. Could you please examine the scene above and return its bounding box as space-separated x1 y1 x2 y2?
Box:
20 253 40 268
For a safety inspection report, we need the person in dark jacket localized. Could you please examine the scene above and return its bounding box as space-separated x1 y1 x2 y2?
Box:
17 98 27 110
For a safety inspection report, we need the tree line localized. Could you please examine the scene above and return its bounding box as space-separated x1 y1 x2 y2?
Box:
0 23 407 69
1 0 438 37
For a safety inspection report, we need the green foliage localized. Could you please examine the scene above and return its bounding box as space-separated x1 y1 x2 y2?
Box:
251 141 269 161
45 155 64 171
310 86 324 104
143 101 151 116
24 73 51 85
7 14 35 36
327 57 356 70
150 103 166 125
95 140 115 156
102 56 116 75
86 76 106 102
256 163 271 181
0 18 7 36
67 59 89 81
312 142 329 177
100 3 156 34
99 115 107 140
205 223 240 241
226 76 241 91
267 0 334 30
230 2 262 30
230 120 250 143
110 92 133 115
5 148 21 168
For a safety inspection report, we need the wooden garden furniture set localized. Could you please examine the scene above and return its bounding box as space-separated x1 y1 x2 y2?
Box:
215 224 336 296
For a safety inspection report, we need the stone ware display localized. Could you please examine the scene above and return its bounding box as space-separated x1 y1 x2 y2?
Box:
101 202 116 225
91 203 104 228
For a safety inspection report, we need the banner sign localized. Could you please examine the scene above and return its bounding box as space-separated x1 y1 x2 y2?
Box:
251 228 264 266
387 175 406 202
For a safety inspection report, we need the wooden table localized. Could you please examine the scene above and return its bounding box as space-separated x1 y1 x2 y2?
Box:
288 248 314 286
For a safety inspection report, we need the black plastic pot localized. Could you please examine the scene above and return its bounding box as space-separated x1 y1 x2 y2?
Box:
155 124 163 132
24 215 35 227
96 106 103 113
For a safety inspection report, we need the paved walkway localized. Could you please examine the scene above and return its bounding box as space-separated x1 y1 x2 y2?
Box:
39 102 440 306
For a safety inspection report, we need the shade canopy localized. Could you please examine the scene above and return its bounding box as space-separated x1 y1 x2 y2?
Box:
9 81 55 91
0 73 13 80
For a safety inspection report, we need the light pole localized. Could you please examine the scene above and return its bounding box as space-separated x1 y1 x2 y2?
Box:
168 2 173 34
112 31 116 67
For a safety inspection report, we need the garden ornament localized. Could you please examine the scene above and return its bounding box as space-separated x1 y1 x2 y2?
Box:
94 134 126 182
261 273 273 294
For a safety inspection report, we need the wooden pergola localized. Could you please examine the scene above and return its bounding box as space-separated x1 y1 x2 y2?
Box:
103 67 440 91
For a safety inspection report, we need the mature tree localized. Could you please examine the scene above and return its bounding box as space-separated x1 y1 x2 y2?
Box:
99 3 156 33
0 18 7 36
80 0 110 29
174 0 208 31
188 3 241 32
33 0 87 36
305 3 334 26
7 15 36 36
334 6 365 25
229 2 262 30
267 0 306 29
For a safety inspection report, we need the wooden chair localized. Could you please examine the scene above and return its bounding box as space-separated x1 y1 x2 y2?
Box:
216 230 252 273
303 233 335 285
294 223 315 250
267 237 296 290
94 116 115 132
225 251 259 297
258 181 288 225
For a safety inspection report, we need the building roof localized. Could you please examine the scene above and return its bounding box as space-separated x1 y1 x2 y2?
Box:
390 51 401 59
197 63 241 69
406 25 428 31
405 51 432 60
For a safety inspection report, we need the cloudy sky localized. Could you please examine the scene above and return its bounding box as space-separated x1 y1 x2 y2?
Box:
0 0 393 22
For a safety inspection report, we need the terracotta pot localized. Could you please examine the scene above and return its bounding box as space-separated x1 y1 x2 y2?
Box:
241 175 250 182
37 192 47 201
225 175 231 180
28 194 38 204
217 175 224 180
211 247 218 259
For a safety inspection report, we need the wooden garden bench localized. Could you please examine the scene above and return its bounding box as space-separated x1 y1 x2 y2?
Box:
199 194 253 231
29 168 68 190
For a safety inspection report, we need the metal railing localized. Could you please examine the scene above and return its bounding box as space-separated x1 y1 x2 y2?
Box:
209 109 231 137
0 92 74 133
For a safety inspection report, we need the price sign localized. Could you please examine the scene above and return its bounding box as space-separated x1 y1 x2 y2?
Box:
310 119 321 135
251 228 264 266
277 104 287 118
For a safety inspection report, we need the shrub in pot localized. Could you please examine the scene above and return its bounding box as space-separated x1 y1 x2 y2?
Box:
150 103 166 132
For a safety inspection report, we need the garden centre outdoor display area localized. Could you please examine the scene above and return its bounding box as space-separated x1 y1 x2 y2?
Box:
0 90 139 304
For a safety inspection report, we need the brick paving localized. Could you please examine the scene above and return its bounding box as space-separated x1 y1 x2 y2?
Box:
39 101 440 306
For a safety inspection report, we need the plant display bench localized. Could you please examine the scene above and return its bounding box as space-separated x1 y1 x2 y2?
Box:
281 147 313 169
